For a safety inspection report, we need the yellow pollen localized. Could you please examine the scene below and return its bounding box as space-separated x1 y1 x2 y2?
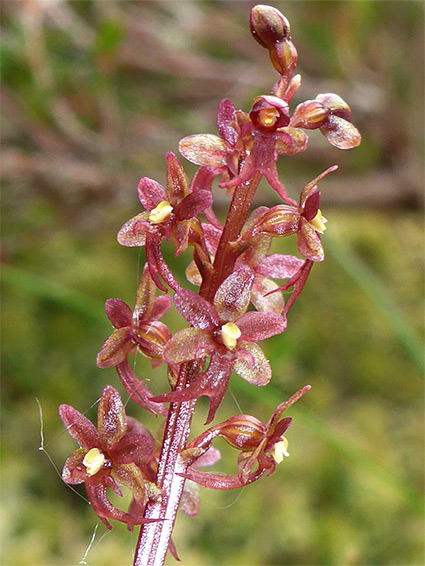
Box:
258 108 280 128
310 209 327 233
83 448 106 477
149 201 173 224
271 436 289 464
221 322 241 350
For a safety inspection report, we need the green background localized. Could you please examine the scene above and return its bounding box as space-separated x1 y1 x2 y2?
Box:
1 1 423 565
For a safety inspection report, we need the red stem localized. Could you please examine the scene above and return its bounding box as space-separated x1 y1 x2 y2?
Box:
201 172 262 302
134 173 262 565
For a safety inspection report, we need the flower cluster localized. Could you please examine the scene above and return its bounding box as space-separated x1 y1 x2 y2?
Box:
59 6 360 564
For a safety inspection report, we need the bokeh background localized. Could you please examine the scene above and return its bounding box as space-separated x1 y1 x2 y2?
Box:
1 1 424 565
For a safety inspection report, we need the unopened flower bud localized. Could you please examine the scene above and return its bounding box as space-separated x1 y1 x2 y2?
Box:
316 93 352 121
251 205 299 238
131 321 171 359
250 5 291 49
269 39 298 76
290 100 328 129
219 416 266 451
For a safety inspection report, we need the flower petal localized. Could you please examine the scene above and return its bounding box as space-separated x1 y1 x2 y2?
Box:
96 327 133 368
213 266 254 323
97 386 127 448
105 299 132 328
176 189 213 221
274 127 308 155
166 152 189 204
237 311 286 342
117 212 150 247
59 405 101 450
320 115 361 149
251 276 285 314
233 343 272 386
137 177 167 211
163 328 214 364
297 217 324 262
256 253 304 279
179 134 231 167
150 294 172 320
109 433 153 466
174 289 220 330
133 265 156 322
217 98 239 146
61 447 88 484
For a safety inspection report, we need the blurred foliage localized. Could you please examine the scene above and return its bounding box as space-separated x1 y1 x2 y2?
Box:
1 1 424 565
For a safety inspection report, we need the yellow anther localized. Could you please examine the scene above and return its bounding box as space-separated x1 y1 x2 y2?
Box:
271 436 289 464
149 201 173 224
258 107 280 128
221 322 241 350
310 209 327 233
83 448 106 477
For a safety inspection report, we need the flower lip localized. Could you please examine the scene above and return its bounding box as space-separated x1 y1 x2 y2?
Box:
149 201 174 224
270 436 289 463
220 322 241 350
310 209 327 233
83 447 106 477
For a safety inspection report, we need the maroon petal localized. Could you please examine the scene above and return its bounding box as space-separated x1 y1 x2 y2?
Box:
257 253 304 279
166 152 189 204
109 433 153 465
192 446 221 469
217 98 238 146
150 294 172 320
302 190 321 221
137 177 167 211
97 385 127 448
213 266 254 323
176 189 213 221
174 289 219 330
105 299 132 328
96 327 133 368
237 311 286 341
59 405 101 450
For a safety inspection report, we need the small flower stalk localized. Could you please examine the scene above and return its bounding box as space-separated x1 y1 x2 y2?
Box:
59 6 360 565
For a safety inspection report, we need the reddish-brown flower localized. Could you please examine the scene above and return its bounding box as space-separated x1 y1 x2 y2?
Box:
153 266 286 423
59 386 160 530
245 166 337 262
182 385 311 489
96 266 171 369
